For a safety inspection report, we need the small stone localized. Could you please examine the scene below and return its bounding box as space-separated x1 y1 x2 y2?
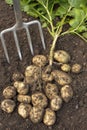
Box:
75 104 79 109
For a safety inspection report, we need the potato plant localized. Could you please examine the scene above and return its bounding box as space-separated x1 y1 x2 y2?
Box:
6 0 87 66
1 52 82 126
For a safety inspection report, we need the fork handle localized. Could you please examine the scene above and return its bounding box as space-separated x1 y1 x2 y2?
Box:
13 0 23 28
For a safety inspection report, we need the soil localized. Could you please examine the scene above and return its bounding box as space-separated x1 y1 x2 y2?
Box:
0 1 87 130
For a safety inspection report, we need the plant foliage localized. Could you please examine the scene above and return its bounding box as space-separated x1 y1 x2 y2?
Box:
5 0 87 65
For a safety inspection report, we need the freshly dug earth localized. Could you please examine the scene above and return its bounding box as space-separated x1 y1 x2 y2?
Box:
0 1 87 130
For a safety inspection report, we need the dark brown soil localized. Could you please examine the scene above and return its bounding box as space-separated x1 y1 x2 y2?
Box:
0 1 87 130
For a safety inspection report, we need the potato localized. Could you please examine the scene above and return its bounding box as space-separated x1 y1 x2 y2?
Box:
54 50 70 63
71 63 82 73
45 83 58 100
14 81 29 95
31 92 48 108
50 95 62 111
61 64 71 72
42 65 53 82
43 108 56 126
32 55 47 67
17 95 31 103
25 65 41 84
61 85 73 102
12 72 24 81
52 70 72 85
18 103 32 118
1 99 16 113
42 72 53 82
30 106 44 123
3 86 16 99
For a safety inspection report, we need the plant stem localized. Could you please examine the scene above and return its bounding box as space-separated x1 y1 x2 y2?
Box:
74 32 87 42
49 6 72 66
49 25 63 66
49 35 59 66
61 30 87 43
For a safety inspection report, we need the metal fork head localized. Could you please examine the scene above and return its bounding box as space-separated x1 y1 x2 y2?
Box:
0 20 46 63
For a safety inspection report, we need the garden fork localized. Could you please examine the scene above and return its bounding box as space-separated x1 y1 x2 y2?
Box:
0 0 46 63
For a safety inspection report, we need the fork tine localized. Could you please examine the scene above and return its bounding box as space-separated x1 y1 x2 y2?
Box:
13 30 22 60
25 27 34 55
25 20 46 50
36 21 46 50
0 33 10 63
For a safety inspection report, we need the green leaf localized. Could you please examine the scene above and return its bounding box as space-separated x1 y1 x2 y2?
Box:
68 0 87 8
69 8 86 28
82 32 87 38
77 25 87 32
55 5 69 17
5 0 13 5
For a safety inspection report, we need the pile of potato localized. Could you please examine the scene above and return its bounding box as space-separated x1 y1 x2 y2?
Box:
0 50 82 126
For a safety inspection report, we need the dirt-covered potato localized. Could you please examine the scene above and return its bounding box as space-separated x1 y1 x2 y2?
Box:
52 70 72 85
1 99 16 113
31 92 48 108
30 106 44 123
25 65 41 84
17 95 31 103
32 55 47 67
50 95 62 111
14 81 29 95
18 103 32 118
3 86 16 99
71 63 82 73
61 64 71 72
54 50 70 63
45 83 58 99
12 72 24 81
42 72 53 82
41 65 53 82
61 85 73 102
43 108 56 126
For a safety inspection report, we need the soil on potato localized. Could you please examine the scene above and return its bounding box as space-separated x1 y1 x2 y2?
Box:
0 1 87 130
